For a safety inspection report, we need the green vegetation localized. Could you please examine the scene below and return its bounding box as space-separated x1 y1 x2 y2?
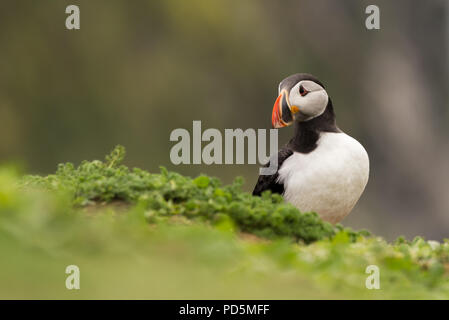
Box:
21 145 359 244
1 146 449 299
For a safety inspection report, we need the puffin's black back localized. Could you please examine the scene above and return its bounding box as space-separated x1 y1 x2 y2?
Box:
252 147 293 196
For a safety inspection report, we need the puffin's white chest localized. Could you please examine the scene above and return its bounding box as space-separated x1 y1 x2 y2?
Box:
278 132 369 223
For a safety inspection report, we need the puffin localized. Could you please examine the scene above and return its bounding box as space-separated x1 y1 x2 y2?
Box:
253 73 369 224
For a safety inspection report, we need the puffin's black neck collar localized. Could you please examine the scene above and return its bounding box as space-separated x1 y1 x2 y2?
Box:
287 98 340 153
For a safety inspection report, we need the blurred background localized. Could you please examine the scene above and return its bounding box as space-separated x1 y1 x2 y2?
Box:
0 0 447 241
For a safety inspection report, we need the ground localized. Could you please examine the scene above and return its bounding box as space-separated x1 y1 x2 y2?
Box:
0 146 448 299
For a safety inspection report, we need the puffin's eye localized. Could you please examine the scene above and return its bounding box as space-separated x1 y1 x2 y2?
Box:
299 85 308 97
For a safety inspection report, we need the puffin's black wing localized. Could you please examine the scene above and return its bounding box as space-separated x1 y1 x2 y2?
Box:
252 147 293 196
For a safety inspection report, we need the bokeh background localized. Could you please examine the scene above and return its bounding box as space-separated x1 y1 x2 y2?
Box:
0 0 448 241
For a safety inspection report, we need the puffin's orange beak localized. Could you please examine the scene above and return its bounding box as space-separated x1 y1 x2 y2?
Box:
272 94 285 128
272 90 294 128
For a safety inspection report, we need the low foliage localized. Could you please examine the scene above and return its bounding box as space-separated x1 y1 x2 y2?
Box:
22 145 362 244
0 146 448 299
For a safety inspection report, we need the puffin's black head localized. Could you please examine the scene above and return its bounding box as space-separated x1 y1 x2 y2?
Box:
272 73 330 128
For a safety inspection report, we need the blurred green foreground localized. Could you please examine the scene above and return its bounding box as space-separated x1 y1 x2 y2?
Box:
1 147 449 299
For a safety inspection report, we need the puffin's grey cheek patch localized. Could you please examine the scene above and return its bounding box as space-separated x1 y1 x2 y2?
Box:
281 95 293 124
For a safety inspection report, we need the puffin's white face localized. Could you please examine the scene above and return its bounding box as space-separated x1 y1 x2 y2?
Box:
288 80 328 121
272 79 329 128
